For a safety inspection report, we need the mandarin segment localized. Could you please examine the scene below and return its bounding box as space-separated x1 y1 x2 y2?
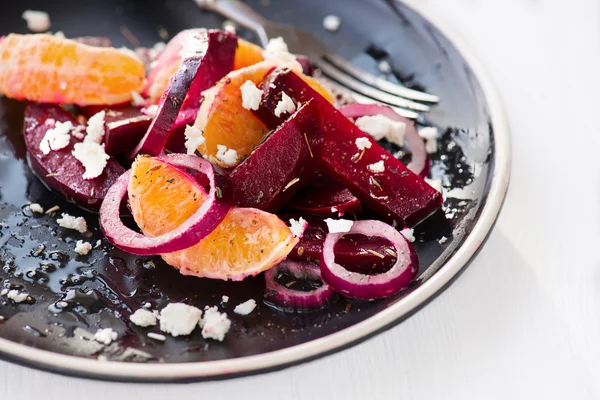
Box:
233 39 265 70
128 156 297 281
0 34 145 105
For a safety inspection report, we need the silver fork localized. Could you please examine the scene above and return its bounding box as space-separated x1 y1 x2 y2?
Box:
195 0 439 119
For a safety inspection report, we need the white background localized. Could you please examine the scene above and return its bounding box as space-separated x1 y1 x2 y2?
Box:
3 0 600 398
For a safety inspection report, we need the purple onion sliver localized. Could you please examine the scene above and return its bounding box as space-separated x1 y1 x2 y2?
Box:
321 220 418 300
264 260 334 312
99 154 231 255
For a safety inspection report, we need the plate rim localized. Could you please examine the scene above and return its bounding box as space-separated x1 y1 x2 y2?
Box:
0 0 511 381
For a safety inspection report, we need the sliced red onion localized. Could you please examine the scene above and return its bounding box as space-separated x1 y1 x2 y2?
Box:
264 260 335 312
321 220 418 299
99 154 231 255
339 103 428 176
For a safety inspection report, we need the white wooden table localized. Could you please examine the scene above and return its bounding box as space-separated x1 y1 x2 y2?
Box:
3 0 599 398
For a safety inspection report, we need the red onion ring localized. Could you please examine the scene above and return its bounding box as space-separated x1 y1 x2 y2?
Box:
339 103 428 176
321 220 418 299
264 260 335 312
99 154 231 255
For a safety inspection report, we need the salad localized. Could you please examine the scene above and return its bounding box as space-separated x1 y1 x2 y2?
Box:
0 26 445 343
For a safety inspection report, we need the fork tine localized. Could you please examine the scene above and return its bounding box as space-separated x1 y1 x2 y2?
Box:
324 54 440 103
313 58 431 112
348 92 420 120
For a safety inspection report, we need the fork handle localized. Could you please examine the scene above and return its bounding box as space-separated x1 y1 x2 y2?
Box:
195 0 269 46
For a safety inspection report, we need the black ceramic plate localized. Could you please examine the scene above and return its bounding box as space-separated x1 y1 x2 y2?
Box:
0 0 510 381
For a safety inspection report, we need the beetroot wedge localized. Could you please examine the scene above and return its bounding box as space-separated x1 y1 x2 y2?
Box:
24 103 125 211
283 215 396 274
288 173 361 216
256 69 443 227
229 103 317 211
128 30 236 160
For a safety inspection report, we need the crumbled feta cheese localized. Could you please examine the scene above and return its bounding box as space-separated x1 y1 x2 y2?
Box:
401 228 415 243
94 328 118 345
7 290 28 303
424 178 442 193
419 127 438 140
148 41 166 60
274 92 296 117
221 295 229 304
368 160 385 173
57 301 68 308
71 125 86 140
234 299 256 315
355 137 372 151
355 115 406 147
54 31 65 39
131 91 146 107
438 236 448 244
378 60 392 73
72 141 110 180
289 217 308 238
130 308 158 327
200 306 231 342
0 289 7 296
95 240 102 248
263 37 289 58
424 139 437 154
216 145 238 167
141 105 158 117
323 15 342 32
74 240 92 255
324 218 354 233
240 80 263 111
143 302 152 309
29 203 44 214
159 303 202 337
22 10 51 32
222 19 237 34
147 332 167 341
184 125 205 155
57 213 87 233
84 111 106 144
39 121 73 155
263 37 301 68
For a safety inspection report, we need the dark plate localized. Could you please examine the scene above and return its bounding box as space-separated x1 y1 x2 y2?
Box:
0 0 510 381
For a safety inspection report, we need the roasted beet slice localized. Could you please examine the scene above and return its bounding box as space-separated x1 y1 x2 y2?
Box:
229 103 317 211
127 30 235 160
257 69 443 226
288 173 361 216
23 103 125 211
283 215 396 274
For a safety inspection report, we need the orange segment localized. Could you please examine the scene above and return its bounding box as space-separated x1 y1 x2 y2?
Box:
129 156 298 281
303 75 336 104
194 61 275 167
233 39 265 70
0 34 145 106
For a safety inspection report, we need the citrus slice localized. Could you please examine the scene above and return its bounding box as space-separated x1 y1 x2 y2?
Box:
0 34 145 106
233 39 265 70
129 156 298 281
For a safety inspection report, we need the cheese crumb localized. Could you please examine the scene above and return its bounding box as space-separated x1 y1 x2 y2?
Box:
0 289 8 296
95 240 102 248
74 240 92 255
401 228 415 243
200 306 231 342
184 125 205 155
221 295 229 304
160 303 202 337
289 217 308 238
39 121 73 155
57 213 88 233
85 111 106 143
355 115 406 147
22 10 51 32
234 299 257 316
368 160 385 173
29 203 44 214
143 302 152 309
72 141 110 179
216 145 238 167
323 15 342 32
424 139 437 154
94 328 118 345
130 308 158 327
7 290 28 303
378 60 392 73
355 137 372 151
274 92 296 117
131 91 146 107
141 105 158 117
324 218 354 233
240 80 263 111
263 37 301 68
438 236 448 244
420 127 439 154
424 178 443 193
147 332 167 341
